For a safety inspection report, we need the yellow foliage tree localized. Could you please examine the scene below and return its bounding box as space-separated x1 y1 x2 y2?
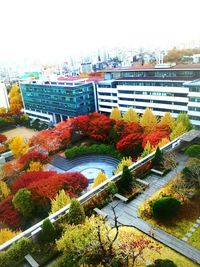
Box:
157 138 170 149
0 107 7 113
9 136 29 159
141 141 154 158
28 161 43 171
9 84 23 114
109 107 122 120
0 228 21 245
170 122 187 140
0 181 11 200
123 108 139 123
114 157 133 174
50 189 71 214
91 171 107 189
160 112 175 130
140 108 157 133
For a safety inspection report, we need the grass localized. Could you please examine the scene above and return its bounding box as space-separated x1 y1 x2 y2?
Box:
139 180 200 240
118 226 198 267
188 225 200 250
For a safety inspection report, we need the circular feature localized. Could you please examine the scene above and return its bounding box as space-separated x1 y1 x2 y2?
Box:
81 167 102 181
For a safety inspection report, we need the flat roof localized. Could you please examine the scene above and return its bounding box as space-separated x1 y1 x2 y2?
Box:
101 64 200 72
117 77 197 82
184 78 200 86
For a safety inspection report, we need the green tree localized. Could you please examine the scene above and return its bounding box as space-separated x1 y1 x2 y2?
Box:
68 199 85 225
119 165 133 190
148 259 177 267
140 108 157 133
170 121 187 140
175 113 192 131
152 147 164 168
41 219 56 242
12 188 34 218
50 189 71 214
123 108 139 123
110 107 122 120
185 144 200 158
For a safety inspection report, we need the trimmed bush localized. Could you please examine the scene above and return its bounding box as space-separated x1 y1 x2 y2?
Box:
41 219 57 242
185 144 200 158
65 144 123 159
68 199 85 225
152 197 181 221
119 166 133 191
148 259 177 267
0 238 34 267
152 147 164 168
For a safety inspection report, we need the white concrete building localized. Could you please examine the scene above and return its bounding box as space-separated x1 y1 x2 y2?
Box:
0 82 9 110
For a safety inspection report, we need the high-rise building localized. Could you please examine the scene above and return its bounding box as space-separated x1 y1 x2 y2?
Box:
97 64 200 129
20 77 96 124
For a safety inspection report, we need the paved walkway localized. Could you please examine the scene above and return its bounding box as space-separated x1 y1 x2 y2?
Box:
101 153 200 265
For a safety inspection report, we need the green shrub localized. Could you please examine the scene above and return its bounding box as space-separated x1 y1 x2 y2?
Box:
152 197 181 221
185 144 200 158
68 199 85 225
65 144 123 159
119 166 133 191
0 238 34 267
148 259 177 267
40 219 57 242
152 147 164 168
106 181 118 195
52 252 80 267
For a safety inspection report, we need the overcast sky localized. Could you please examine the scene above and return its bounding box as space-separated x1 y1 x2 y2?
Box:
0 0 200 63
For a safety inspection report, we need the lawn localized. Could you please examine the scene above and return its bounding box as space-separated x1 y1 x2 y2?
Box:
2 127 36 140
188 225 200 250
139 181 200 240
118 226 198 267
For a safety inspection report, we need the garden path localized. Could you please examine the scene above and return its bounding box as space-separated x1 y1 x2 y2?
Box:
101 153 200 265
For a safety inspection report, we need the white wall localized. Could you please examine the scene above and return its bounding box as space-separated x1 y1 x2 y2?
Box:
0 82 9 109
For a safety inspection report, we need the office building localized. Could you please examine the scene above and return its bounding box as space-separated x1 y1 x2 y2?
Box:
20 77 96 124
97 64 200 129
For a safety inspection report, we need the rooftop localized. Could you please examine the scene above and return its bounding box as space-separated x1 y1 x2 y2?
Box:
101 64 200 72
117 77 198 82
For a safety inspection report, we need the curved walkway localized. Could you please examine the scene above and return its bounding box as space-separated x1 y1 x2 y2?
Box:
101 153 200 265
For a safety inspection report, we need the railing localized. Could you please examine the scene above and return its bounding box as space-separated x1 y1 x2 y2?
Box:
0 136 182 251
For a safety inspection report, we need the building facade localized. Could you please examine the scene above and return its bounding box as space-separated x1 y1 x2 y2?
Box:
20 78 96 124
0 82 9 110
97 65 200 129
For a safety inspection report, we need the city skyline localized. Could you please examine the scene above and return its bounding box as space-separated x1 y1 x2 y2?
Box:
0 0 200 64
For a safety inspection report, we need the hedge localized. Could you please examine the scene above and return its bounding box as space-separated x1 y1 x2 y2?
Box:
185 144 200 158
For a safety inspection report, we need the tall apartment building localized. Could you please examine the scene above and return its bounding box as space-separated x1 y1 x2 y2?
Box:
20 78 96 124
0 82 9 110
97 64 200 129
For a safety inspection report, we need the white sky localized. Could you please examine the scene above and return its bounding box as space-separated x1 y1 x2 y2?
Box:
0 0 200 63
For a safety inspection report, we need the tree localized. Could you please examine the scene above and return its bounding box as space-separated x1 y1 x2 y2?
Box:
116 133 143 157
152 147 164 168
91 171 108 189
119 166 133 190
152 197 181 221
141 141 154 158
157 138 170 149
9 84 23 114
185 144 200 158
41 219 56 242
68 199 85 225
123 108 139 123
114 157 133 174
0 181 11 200
28 161 43 171
148 259 177 267
140 108 157 133
110 107 122 120
160 112 175 130
9 136 29 159
0 133 7 143
12 189 34 218
50 189 71 213
142 131 168 148
170 121 187 140
0 228 21 245
175 113 192 131
182 158 200 189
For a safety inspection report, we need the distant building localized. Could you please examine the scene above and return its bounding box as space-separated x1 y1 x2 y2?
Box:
20 77 96 124
97 64 200 129
81 62 93 73
0 82 9 110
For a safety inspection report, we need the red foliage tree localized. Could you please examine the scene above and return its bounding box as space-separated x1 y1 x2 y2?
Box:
72 115 90 136
0 133 7 143
12 171 57 193
116 133 143 156
142 130 169 148
121 122 143 139
27 172 88 201
87 112 114 141
19 151 48 165
0 196 21 229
